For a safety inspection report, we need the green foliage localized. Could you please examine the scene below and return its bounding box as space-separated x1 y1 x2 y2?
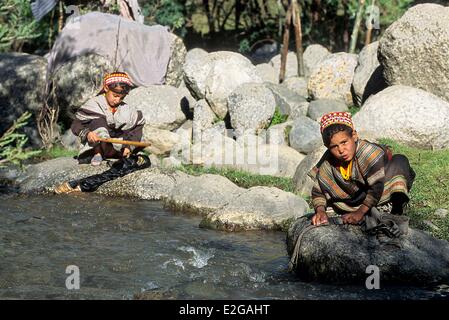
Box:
173 163 296 193
268 107 288 128
0 0 41 52
141 0 187 36
37 145 78 160
0 112 42 167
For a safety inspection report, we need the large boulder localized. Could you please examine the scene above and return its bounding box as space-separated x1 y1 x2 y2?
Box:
182 48 209 100
183 51 263 119
269 51 299 79
308 52 358 106
303 44 331 78
16 157 191 200
255 63 278 84
287 217 449 285
142 126 182 156
353 85 449 150
378 4 449 103
353 41 388 106
227 83 276 137
165 33 187 87
234 143 306 178
289 116 322 154
164 174 244 216
282 77 308 98
307 99 348 121
264 82 308 116
201 186 310 232
124 85 188 131
293 146 327 197
52 53 113 120
0 52 47 145
192 99 218 144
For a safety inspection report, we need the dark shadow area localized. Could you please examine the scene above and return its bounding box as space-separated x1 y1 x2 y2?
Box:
180 96 194 120
361 65 389 105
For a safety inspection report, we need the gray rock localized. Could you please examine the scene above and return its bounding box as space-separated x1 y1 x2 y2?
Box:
164 174 244 216
353 85 449 150
289 117 322 154
289 101 310 121
15 156 190 200
378 4 449 103
352 41 388 106
308 52 358 106
182 48 210 99
125 85 188 131
192 99 217 144
303 44 331 78
177 85 197 113
293 146 327 197
52 53 113 120
142 126 181 156
307 99 348 121
0 52 47 146
282 77 308 98
255 63 278 84
435 209 448 219
234 143 306 178
99 169 190 200
287 217 449 285
264 82 308 116
60 129 80 151
227 82 276 137
266 121 294 146
201 186 310 232
184 51 263 119
269 51 299 79
165 33 187 87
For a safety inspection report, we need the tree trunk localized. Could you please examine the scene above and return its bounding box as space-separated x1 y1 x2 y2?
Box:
279 3 293 83
292 0 304 77
365 0 376 46
349 0 365 53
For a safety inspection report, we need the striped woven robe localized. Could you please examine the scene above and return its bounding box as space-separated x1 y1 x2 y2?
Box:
71 95 145 158
308 140 412 214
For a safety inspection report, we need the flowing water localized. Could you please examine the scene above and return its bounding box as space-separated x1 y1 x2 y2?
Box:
0 193 447 300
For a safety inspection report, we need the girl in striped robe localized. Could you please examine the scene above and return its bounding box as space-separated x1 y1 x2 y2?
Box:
310 112 415 226
71 72 145 166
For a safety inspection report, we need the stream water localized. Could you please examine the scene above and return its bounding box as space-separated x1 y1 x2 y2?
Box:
0 193 447 300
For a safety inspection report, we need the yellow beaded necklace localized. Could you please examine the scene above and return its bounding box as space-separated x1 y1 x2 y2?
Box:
340 160 353 181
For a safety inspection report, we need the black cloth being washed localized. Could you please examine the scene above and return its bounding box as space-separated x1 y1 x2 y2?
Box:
68 154 151 192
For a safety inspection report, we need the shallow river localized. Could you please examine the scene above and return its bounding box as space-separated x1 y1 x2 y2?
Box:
0 193 446 300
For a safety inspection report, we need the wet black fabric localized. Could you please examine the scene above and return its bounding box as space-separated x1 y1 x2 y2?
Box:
68 154 151 192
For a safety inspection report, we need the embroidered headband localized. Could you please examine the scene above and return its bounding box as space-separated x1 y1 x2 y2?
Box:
103 72 133 88
319 111 354 133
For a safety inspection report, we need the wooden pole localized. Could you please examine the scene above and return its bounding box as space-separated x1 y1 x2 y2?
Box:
279 2 293 83
292 0 304 77
58 0 64 32
98 138 151 148
365 0 376 46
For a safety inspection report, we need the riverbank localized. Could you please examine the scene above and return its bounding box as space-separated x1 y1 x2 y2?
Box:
7 137 446 241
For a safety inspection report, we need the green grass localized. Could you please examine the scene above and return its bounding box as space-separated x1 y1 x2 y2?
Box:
379 138 449 240
267 107 288 128
30 145 78 162
173 164 297 193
